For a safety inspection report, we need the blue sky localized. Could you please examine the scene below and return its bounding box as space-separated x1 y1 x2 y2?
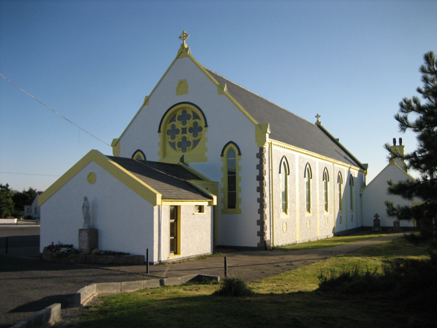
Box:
1 0 436 192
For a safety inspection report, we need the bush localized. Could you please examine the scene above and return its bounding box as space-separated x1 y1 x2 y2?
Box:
213 276 254 297
318 257 437 313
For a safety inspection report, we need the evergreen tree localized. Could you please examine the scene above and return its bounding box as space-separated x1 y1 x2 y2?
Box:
385 51 437 239
0 184 15 218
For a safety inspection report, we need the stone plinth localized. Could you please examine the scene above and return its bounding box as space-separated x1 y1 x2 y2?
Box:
79 228 98 255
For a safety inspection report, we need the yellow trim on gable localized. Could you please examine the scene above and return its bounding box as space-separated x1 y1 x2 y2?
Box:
111 138 120 157
217 83 227 95
38 150 162 206
178 52 259 126
114 42 259 153
161 200 210 206
142 95 150 107
271 139 363 172
256 123 270 148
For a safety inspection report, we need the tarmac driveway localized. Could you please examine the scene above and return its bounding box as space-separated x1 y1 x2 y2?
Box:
0 224 404 328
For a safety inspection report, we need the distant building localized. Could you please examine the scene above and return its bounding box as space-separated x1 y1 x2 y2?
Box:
361 138 420 229
24 192 43 219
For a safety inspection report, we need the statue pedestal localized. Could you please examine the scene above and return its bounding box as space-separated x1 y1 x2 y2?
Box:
79 228 98 254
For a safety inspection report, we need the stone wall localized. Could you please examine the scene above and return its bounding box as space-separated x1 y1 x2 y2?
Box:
42 247 144 265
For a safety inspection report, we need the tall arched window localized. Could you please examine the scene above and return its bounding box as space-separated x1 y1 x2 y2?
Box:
227 148 236 209
338 172 343 212
349 175 354 211
221 142 242 214
280 157 289 214
305 164 312 213
323 169 329 212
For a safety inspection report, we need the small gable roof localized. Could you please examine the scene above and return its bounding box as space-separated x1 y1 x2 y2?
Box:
107 157 212 201
39 150 214 206
205 68 364 169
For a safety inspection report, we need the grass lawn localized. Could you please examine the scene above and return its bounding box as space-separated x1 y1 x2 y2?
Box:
78 237 433 328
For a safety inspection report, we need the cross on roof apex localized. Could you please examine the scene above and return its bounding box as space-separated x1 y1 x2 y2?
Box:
179 31 190 46
315 113 321 125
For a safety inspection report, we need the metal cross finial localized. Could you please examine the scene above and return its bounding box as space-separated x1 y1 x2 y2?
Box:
374 213 379 219
315 113 321 123
179 31 190 45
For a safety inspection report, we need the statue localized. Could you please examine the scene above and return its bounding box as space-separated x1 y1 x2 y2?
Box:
82 196 92 228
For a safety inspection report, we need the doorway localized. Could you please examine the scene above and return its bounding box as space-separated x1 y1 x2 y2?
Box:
169 206 180 255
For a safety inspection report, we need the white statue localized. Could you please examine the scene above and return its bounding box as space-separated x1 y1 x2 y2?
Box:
82 196 92 228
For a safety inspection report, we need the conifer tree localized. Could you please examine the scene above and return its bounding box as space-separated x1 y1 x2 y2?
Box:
385 51 437 239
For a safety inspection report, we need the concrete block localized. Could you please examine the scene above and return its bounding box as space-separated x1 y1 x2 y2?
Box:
121 281 144 292
96 282 121 294
143 279 161 289
160 277 182 286
11 303 61 328
180 274 198 284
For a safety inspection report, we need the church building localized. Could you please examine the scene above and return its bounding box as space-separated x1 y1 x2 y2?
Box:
39 32 368 263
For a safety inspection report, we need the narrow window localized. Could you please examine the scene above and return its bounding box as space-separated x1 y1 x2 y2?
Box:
323 169 329 212
281 161 288 214
221 142 241 214
169 206 179 255
305 165 312 213
349 175 354 211
227 148 237 209
338 172 343 212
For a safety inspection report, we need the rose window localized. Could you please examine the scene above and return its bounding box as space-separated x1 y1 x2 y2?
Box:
166 108 204 153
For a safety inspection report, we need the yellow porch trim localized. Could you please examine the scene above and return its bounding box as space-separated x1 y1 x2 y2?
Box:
38 149 162 206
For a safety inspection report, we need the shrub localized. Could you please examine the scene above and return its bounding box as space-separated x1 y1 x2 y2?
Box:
213 276 254 297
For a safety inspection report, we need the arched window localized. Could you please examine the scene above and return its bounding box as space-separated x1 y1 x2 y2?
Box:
280 157 289 214
132 150 146 161
221 142 242 214
338 172 343 212
349 175 354 211
323 168 329 212
304 164 312 213
227 148 237 209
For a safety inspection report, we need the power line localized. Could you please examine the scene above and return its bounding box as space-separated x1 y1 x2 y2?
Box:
0 73 113 149
0 172 60 177
0 73 198 185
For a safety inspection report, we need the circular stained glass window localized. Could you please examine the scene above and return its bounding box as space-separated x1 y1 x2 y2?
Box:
166 108 204 153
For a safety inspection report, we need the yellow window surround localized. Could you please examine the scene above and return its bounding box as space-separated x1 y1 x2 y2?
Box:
158 102 208 164
220 142 242 214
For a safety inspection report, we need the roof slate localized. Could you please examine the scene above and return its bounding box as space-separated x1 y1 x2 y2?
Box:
205 68 363 168
107 156 212 201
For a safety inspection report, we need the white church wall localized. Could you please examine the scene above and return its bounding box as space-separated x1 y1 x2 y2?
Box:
270 146 298 247
317 160 336 240
269 142 365 245
179 205 213 257
334 165 348 233
362 165 417 228
156 205 213 262
40 162 154 258
118 56 261 247
297 154 319 242
271 145 343 246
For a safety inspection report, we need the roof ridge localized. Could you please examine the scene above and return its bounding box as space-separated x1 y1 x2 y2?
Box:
204 67 316 126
